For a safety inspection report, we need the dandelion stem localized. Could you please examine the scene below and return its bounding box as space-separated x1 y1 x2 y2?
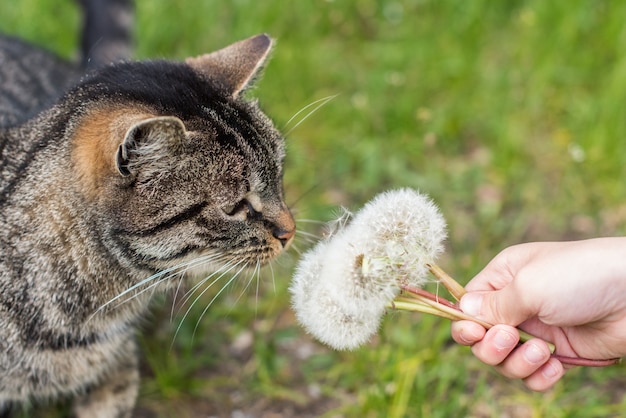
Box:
391 299 459 321
423 267 555 350
390 269 620 367
397 287 541 346
394 289 493 329
426 263 466 302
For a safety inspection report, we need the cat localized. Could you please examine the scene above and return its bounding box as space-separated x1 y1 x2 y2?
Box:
0 18 293 418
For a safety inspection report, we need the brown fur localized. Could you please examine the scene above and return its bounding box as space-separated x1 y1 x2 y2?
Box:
72 105 155 198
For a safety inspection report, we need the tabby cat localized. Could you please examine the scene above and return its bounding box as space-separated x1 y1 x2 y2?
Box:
0 10 294 418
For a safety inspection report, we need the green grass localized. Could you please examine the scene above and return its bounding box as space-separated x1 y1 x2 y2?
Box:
3 0 626 416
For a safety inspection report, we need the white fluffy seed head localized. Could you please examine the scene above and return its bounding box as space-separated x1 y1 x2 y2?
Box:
289 188 447 350
290 233 390 350
350 188 447 288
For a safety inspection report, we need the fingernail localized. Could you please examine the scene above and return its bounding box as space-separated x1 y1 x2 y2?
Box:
459 326 483 345
460 293 483 317
524 343 547 364
542 360 560 379
493 329 517 350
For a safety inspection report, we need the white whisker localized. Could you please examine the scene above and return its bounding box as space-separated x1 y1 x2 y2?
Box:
190 261 249 338
254 259 262 311
171 259 247 347
175 256 237 314
290 243 304 256
295 229 321 237
169 268 192 323
295 230 321 242
284 94 339 128
88 253 222 322
295 218 326 225
285 94 338 135
170 254 232 321
229 259 261 315
268 260 276 294
116 254 218 304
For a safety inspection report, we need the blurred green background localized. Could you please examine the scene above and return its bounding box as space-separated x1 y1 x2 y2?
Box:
3 0 626 417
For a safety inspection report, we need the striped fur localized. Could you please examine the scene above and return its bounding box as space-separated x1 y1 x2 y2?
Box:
0 32 294 417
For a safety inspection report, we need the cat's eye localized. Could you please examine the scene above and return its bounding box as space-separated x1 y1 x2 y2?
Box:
223 200 247 217
223 198 262 220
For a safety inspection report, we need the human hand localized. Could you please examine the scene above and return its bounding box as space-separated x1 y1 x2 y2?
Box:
451 238 626 391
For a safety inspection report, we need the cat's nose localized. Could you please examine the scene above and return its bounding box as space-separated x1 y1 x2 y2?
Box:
272 206 295 248
273 227 295 248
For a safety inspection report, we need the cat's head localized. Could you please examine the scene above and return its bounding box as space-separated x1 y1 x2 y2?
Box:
70 34 295 274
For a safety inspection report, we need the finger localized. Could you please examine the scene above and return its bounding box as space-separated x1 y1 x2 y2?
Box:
523 358 565 392
460 285 539 327
470 325 519 366
451 320 486 346
495 339 552 379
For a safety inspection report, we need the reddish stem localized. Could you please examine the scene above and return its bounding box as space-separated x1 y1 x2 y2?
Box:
401 285 459 310
551 355 620 367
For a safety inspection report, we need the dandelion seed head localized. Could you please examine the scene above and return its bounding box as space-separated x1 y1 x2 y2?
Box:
350 188 447 288
297 283 384 351
322 231 399 305
324 207 353 238
290 239 328 318
290 188 447 350
290 238 386 350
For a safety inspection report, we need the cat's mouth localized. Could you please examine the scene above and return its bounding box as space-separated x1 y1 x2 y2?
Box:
225 231 295 266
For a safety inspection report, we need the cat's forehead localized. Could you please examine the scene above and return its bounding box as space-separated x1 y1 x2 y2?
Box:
83 57 270 117
197 101 282 149
84 60 284 151
173 104 283 197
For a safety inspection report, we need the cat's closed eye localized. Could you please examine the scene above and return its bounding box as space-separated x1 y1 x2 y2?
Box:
223 196 262 220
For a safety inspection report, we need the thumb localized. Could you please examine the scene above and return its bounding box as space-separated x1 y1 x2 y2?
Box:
460 287 537 327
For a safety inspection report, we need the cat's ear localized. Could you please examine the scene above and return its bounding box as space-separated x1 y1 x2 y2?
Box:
116 116 186 177
185 33 273 97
